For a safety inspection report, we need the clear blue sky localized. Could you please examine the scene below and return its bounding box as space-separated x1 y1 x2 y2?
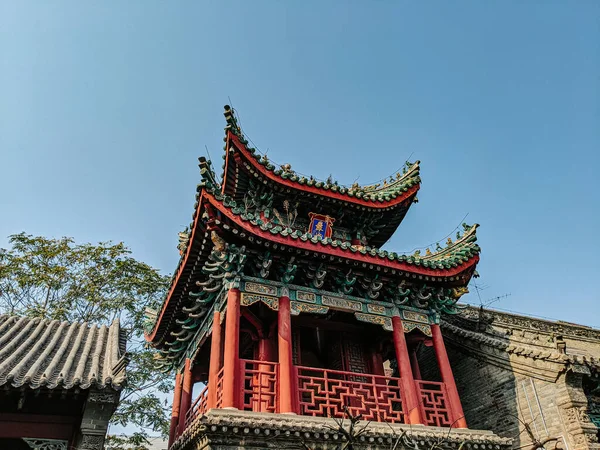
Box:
1 1 599 327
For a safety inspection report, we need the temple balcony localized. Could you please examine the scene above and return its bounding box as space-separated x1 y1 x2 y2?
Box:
185 359 455 430
165 285 478 450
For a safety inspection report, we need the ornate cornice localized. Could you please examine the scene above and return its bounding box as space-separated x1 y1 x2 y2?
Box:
460 307 600 342
173 409 512 450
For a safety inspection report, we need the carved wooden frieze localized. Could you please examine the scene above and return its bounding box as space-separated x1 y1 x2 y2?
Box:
355 313 393 331
322 295 362 312
296 291 317 303
290 301 329 316
402 310 428 324
244 281 278 296
367 304 386 315
402 321 432 337
240 292 279 311
23 439 67 450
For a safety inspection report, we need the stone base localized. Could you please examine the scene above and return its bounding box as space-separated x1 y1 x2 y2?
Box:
172 409 512 450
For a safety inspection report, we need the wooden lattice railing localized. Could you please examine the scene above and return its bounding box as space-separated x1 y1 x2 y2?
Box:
296 366 406 423
416 380 452 427
185 385 208 427
183 363 454 430
239 359 279 413
215 366 224 408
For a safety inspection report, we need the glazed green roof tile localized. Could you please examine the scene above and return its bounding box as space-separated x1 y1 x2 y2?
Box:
198 170 480 269
223 105 421 204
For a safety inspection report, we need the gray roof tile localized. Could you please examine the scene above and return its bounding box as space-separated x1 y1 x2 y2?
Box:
0 314 127 390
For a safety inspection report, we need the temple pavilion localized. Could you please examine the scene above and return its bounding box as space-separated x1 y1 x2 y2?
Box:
144 106 511 450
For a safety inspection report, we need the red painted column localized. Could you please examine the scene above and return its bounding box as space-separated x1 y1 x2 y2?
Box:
178 358 193 435
410 348 422 380
168 371 183 446
207 310 223 409
371 349 385 376
431 324 467 428
278 295 296 413
392 316 423 424
222 288 241 409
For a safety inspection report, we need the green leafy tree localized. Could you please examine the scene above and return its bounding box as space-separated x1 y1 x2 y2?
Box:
0 233 172 449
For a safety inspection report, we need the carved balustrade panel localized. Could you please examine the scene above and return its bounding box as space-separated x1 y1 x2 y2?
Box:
416 380 452 427
296 366 405 423
240 359 279 413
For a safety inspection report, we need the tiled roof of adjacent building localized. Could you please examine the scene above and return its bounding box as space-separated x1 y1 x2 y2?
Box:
0 314 127 390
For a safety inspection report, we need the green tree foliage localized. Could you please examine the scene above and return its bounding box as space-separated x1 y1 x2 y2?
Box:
0 233 172 449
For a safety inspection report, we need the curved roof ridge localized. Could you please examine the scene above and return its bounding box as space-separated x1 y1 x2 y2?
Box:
222 105 421 206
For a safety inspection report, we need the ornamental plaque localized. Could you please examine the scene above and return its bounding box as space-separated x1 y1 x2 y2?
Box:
366 304 387 315
296 291 317 303
245 282 278 296
308 212 335 239
290 301 329 316
402 310 429 324
322 295 362 312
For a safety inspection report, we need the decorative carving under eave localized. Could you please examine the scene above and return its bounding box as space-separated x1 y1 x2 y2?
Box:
177 227 190 255
23 439 68 450
359 274 383 300
77 434 106 450
386 282 467 314
241 292 279 311
334 269 357 295
160 240 248 367
88 391 118 403
291 302 329 316
306 262 327 289
253 250 273 278
277 257 297 284
355 312 393 331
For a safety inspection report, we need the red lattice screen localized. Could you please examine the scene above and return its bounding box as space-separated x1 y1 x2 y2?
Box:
240 359 279 413
296 366 405 423
416 380 452 427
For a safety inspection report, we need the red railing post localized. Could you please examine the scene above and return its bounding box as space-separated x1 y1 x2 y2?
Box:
431 323 467 428
168 371 183 447
239 359 246 409
392 316 423 425
257 336 275 412
278 295 296 413
178 358 193 435
222 288 241 409
207 310 222 410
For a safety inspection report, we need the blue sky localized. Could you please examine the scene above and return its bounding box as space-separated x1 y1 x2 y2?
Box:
1 1 599 327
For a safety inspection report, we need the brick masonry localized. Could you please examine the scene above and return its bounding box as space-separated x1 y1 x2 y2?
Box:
436 307 600 450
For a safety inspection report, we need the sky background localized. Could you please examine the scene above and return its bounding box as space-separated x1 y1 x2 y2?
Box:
1 1 599 328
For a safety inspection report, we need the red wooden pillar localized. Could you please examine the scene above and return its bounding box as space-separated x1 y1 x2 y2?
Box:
431 324 467 428
178 358 193 435
168 371 183 446
410 348 422 380
222 288 241 409
370 349 385 376
207 310 223 409
278 295 296 413
392 316 423 424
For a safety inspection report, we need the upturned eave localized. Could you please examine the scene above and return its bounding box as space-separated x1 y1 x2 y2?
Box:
223 131 421 211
